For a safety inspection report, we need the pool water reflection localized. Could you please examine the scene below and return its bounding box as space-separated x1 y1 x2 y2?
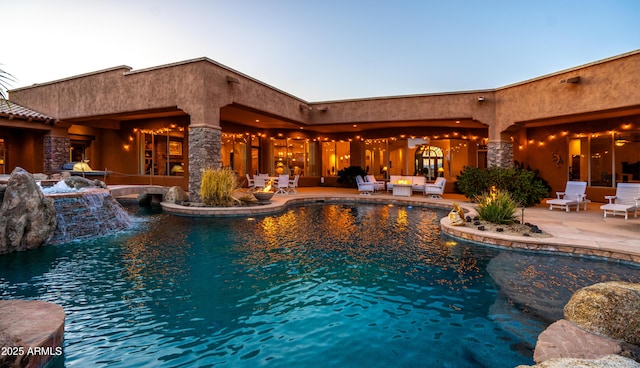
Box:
2 203 640 367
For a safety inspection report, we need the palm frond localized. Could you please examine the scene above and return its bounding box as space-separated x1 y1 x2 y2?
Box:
0 66 16 102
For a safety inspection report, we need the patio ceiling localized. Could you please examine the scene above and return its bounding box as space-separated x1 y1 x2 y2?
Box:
220 104 487 134
515 104 640 129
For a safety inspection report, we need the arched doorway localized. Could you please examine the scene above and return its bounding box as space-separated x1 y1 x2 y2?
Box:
415 145 444 180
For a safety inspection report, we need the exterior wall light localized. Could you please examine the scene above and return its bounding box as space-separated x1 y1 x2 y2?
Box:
226 75 240 84
560 76 580 84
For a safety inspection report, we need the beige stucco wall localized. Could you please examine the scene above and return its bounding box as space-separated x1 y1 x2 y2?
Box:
7 50 640 193
493 51 640 135
11 52 640 140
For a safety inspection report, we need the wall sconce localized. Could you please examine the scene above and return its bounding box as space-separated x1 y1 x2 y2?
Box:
560 76 580 84
477 96 485 102
299 104 311 111
615 136 629 147
226 75 240 84
316 106 328 112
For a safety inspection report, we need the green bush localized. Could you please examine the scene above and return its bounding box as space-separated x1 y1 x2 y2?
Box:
475 188 518 224
456 165 549 207
336 166 367 188
200 167 238 206
454 166 489 199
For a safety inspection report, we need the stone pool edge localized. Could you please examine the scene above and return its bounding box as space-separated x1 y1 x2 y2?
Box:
440 211 640 265
160 195 454 217
0 300 65 368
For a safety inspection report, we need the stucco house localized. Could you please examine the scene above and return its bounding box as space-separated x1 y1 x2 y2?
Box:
3 50 639 201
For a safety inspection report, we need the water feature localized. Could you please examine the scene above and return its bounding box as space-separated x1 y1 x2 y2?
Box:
2 203 640 367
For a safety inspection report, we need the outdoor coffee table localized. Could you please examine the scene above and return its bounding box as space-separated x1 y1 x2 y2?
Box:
392 183 412 197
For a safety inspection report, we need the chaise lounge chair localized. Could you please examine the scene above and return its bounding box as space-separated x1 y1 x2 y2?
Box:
600 183 640 219
546 181 588 212
356 175 375 195
424 177 446 198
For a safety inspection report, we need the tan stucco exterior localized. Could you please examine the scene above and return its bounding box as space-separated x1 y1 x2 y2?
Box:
6 50 640 198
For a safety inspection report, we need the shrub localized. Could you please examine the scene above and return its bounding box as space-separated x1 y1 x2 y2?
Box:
475 188 518 224
336 166 367 187
454 166 489 199
200 167 238 206
456 165 549 207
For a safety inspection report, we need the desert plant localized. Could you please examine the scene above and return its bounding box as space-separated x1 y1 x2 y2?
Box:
336 166 367 187
475 187 518 224
456 165 549 207
200 167 238 206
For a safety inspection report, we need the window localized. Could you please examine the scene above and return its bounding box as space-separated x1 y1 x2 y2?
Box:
322 141 350 176
0 138 5 174
570 130 640 187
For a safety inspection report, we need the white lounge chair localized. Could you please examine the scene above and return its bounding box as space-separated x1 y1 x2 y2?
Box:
365 175 385 192
424 177 446 198
546 181 588 212
356 175 375 195
600 183 640 219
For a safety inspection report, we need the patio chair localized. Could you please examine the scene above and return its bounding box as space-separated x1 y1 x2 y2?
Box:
424 177 446 198
246 174 255 190
356 175 375 195
275 174 290 194
253 175 267 191
288 175 300 194
546 181 588 212
600 183 640 219
365 175 385 192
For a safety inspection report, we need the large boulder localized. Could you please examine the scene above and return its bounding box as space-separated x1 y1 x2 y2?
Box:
564 282 640 346
164 186 189 203
64 176 107 190
0 167 57 254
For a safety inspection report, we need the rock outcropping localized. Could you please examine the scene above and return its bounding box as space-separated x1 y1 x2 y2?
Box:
565 282 640 346
164 186 189 203
0 168 57 254
522 282 640 367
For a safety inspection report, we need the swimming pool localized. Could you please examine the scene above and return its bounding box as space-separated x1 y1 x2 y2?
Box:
2 203 640 367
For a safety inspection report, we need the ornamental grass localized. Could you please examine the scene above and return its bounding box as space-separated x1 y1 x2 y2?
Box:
200 167 238 206
475 187 518 224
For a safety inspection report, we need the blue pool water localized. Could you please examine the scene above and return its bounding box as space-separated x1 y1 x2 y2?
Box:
2 203 640 367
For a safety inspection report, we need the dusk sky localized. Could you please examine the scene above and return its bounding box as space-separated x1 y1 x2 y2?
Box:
4 0 640 101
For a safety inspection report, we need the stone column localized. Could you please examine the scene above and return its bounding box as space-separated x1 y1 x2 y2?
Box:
188 126 222 202
487 140 513 168
43 135 70 175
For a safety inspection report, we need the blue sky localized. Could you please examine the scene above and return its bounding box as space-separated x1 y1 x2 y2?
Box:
4 0 639 101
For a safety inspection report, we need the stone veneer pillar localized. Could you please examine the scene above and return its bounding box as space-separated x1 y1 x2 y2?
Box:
487 140 513 168
188 126 222 202
43 135 70 175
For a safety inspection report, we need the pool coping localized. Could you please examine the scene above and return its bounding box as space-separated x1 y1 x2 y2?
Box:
0 300 65 368
440 216 640 264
